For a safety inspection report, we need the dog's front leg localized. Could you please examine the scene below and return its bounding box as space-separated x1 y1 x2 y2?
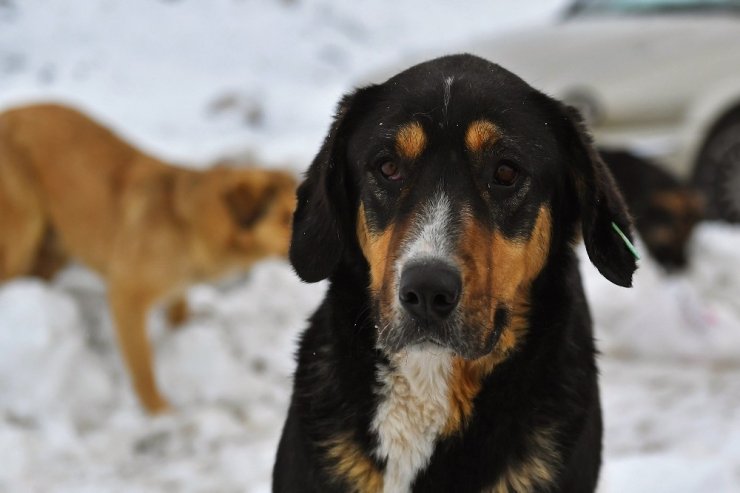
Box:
109 287 170 414
165 295 189 327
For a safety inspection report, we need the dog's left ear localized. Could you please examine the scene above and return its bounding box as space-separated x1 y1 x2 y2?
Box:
290 86 379 283
559 104 638 287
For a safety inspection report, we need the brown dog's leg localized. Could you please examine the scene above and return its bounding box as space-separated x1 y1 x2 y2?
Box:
0 209 45 280
109 287 171 414
0 162 46 280
30 227 69 280
165 295 189 328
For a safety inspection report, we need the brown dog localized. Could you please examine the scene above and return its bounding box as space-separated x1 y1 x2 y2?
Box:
0 103 296 413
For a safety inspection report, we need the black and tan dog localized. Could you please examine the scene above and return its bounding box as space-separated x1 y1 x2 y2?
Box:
274 55 637 492
600 149 703 270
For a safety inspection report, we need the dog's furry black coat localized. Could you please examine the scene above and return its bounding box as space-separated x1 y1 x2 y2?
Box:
274 55 636 493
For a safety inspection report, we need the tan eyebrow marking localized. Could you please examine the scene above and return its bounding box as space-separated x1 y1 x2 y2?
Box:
395 121 427 160
465 119 501 153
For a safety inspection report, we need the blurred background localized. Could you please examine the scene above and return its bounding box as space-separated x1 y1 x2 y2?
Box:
1 0 739 491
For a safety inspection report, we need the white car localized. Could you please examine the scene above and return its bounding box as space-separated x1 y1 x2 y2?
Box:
366 0 740 220
465 0 740 221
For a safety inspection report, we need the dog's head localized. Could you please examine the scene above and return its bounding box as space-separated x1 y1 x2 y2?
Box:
291 55 636 359
640 188 704 269
185 166 296 268
600 149 704 271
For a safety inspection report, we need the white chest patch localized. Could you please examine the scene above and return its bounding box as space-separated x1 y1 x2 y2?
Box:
372 346 453 493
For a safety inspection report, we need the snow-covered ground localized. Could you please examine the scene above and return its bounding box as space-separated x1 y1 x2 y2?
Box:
1 1 739 491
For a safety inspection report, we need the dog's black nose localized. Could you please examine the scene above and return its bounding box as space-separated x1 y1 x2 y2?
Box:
399 262 461 322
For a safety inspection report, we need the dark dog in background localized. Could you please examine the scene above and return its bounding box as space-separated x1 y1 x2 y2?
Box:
274 54 637 493
600 149 704 270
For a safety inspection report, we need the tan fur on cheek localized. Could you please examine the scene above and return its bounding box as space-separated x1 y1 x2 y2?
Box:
323 434 384 493
490 206 552 354
357 204 394 295
357 205 416 327
395 122 426 160
465 119 501 154
445 208 552 434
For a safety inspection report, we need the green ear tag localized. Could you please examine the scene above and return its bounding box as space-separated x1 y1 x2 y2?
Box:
611 222 640 261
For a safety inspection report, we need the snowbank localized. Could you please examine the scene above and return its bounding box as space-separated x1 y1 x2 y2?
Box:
0 261 324 492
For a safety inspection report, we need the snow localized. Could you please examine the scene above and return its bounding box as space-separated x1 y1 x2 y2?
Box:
1 0 739 491
0 261 324 492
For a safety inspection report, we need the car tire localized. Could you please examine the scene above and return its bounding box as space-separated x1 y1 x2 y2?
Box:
694 111 740 223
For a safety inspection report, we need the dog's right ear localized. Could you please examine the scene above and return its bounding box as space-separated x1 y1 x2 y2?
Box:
290 86 379 283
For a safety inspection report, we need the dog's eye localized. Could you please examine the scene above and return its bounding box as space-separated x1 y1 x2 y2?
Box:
491 161 519 187
379 161 403 181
